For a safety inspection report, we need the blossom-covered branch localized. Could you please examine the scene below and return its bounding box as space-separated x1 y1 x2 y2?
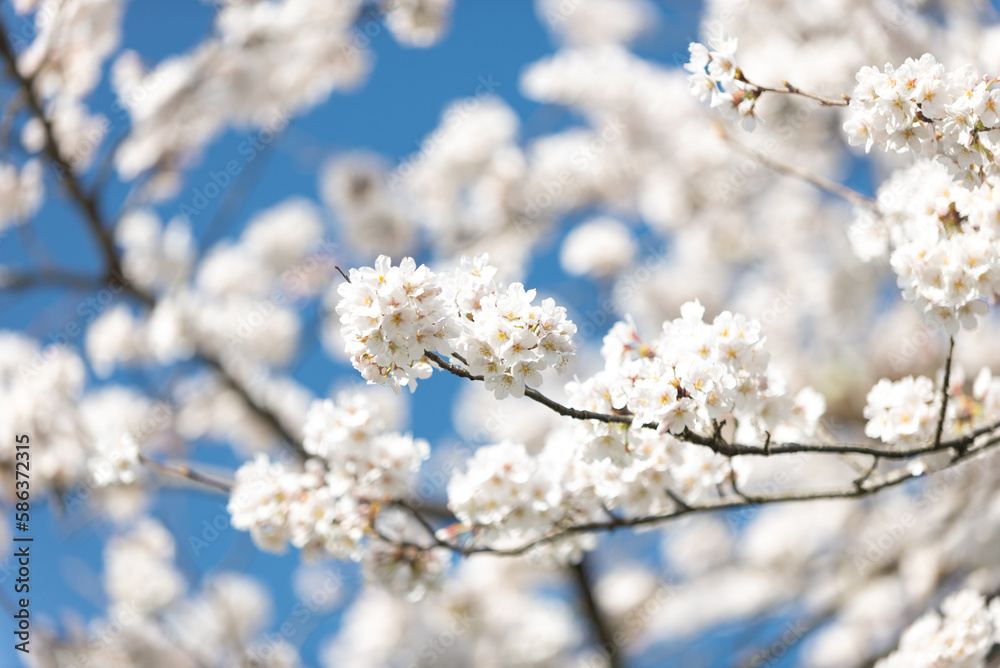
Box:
684 34 848 130
425 333 1000 465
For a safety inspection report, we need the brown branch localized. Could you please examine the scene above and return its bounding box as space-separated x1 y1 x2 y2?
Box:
198 352 305 455
138 454 233 493
749 78 850 107
853 456 879 490
570 556 625 668
424 350 639 424
440 433 1000 558
0 269 108 291
0 21 122 284
0 17 309 460
423 350 1000 463
934 337 955 450
722 128 876 209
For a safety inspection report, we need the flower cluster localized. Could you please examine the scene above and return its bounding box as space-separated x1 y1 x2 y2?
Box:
536 0 654 47
559 217 637 279
88 200 332 382
444 427 742 556
685 35 760 131
844 54 1000 181
383 0 453 48
336 254 577 398
875 589 1000 668
17 0 125 102
863 375 939 446
66 517 305 667
229 454 363 559
88 432 142 487
336 256 457 393
229 394 443 598
1 333 174 505
863 362 1000 447
324 558 585 668
447 441 560 534
849 160 1000 333
442 301 821 555
103 519 185 613
320 152 415 258
445 439 597 560
302 393 429 500
443 254 578 399
364 508 451 602
595 301 792 440
14 0 123 175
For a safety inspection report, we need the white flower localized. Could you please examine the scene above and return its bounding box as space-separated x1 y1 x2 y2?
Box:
587 301 782 440
88 432 142 487
843 55 1000 183
876 589 996 668
559 217 637 278
319 152 416 258
336 255 458 393
86 306 145 377
116 210 194 291
0 160 43 231
537 0 656 47
859 161 1000 332
448 441 558 536
336 254 577 399
241 199 324 274
863 376 939 446
384 0 453 47
103 519 185 612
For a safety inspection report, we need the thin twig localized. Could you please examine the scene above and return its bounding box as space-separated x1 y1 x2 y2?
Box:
722 128 876 209
423 350 640 424
759 79 851 106
0 269 108 291
853 456 879 490
198 353 305 455
139 454 233 493
934 337 956 450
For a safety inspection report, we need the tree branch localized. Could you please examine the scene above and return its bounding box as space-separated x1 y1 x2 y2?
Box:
0 268 108 291
570 556 624 668
934 336 955 450
424 350 632 423
442 432 1000 557
0 17 309 460
721 127 876 209
423 350 1000 463
139 454 234 493
760 79 850 106
0 21 122 283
